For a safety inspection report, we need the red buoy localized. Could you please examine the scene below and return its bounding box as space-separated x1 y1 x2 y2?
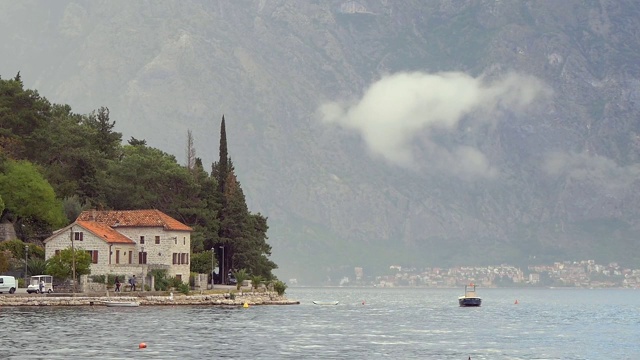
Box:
139 343 147 349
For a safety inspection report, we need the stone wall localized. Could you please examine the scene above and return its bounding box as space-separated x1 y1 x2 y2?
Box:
0 222 17 241
0 291 298 306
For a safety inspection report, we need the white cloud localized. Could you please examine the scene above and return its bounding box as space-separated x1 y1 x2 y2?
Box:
319 71 549 178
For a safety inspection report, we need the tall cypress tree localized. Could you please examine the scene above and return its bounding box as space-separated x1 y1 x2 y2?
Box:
213 115 231 283
217 115 228 196
210 115 277 283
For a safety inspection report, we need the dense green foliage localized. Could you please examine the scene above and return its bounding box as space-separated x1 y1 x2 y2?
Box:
45 247 92 281
0 250 9 273
190 251 216 274
249 274 264 291
0 159 66 228
0 74 278 281
27 258 47 276
0 239 44 260
273 280 287 296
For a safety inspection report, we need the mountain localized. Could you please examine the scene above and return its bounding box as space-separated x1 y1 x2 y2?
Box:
1 0 640 284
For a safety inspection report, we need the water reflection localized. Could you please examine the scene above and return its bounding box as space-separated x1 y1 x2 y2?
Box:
0 288 637 359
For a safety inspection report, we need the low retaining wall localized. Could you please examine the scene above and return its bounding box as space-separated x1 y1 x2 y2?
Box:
0 291 299 306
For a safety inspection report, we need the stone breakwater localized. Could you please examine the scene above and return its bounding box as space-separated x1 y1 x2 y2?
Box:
0 292 299 306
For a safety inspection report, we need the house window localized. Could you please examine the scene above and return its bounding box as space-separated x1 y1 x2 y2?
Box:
55 250 60 256
74 232 83 241
139 251 147 265
140 236 145 245
173 253 189 265
174 237 177 245
128 251 132 264
183 237 186 245
155 236 160 244
86 250 99 264
115 250 120 264
175 274 182 281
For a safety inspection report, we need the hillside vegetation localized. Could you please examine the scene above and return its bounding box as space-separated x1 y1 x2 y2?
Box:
1 1 639 283
0 75 277 280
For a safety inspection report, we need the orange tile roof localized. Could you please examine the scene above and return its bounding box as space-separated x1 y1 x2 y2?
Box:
77 209 193 231
76 221 136 244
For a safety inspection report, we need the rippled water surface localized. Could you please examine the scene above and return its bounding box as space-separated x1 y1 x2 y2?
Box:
1 288 638 359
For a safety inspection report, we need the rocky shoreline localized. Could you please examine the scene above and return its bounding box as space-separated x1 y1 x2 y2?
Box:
0 291 299 306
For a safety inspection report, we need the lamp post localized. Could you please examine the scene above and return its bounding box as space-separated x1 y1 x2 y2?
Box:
24 244 28 286
211 247 215 289
219 245 224 285
141 245 145 292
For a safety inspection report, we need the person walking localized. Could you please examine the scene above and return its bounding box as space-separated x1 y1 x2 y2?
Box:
129 275 137 291
115 277 121 292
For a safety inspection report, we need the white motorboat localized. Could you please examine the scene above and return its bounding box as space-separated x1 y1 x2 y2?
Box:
103 300 140 307
312 301 339 305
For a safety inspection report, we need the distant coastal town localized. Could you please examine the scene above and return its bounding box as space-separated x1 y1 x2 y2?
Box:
299 260 640 288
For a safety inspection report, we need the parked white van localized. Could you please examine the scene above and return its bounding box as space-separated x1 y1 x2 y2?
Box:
0 275 17 294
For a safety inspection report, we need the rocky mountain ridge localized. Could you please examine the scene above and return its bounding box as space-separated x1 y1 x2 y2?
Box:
1 0 639 283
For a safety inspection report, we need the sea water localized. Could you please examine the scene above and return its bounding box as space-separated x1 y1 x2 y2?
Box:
0 287 637 359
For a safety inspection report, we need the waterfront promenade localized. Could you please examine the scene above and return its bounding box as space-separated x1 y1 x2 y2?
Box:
0 290 298 306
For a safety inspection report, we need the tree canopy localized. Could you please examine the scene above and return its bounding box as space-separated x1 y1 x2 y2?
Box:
0 74 278 280
45 247 92 281
0 159 66 228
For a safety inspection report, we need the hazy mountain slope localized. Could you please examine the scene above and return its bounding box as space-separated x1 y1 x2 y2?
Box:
1 0 640 283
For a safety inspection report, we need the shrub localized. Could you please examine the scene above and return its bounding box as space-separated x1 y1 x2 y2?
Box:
169 276 183 289
232 269 249 290
249 275 264 292
27 258 47 276
150 269 169 291
177 282 190 295
90 275 105 283
273 280 287 296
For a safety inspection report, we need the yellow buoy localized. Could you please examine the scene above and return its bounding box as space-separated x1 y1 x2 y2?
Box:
243 302 249 308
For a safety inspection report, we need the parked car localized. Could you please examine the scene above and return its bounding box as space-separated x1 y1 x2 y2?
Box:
227 274 237 285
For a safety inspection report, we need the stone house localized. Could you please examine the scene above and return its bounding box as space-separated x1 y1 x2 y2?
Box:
44 209 192 283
